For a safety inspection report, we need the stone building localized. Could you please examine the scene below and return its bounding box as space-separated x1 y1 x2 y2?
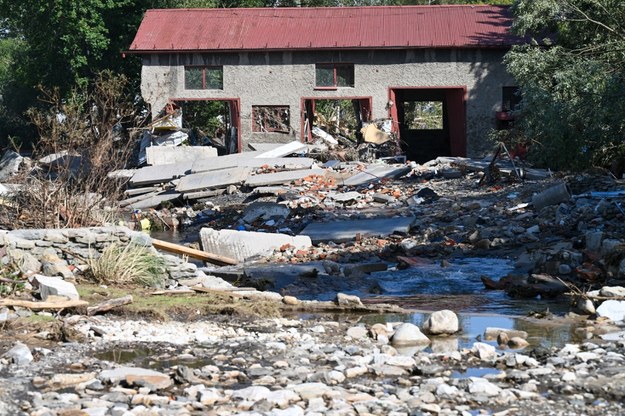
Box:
128 5 522 162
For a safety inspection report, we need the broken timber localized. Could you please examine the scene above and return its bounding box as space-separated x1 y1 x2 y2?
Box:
151 238 238 266
87 295 133 316
0 298 88 310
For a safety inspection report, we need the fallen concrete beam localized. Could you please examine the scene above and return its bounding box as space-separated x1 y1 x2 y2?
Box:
176 167 250 193
341 165 411 187
146 146 218 166
245 168 325 188
191 151 262 173
130 162 190 186
299 216 415 244
255 141 308 158
123 191 181 210
200 228 312 262
183 188 226 200
193 155 315 174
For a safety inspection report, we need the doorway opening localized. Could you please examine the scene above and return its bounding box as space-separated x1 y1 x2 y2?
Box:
172 99 241 155
389 87 466 164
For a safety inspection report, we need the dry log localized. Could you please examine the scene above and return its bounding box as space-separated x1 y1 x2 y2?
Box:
87 295 133 316
0 298 88 310
191 286 243 298
151 238 237 266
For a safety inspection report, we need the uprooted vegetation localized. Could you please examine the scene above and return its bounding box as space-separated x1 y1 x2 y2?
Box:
0 71 145 229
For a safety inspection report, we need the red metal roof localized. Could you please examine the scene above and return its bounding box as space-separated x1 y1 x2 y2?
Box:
129 5 520 53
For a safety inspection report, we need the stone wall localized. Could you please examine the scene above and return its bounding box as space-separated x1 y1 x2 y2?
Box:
0 226 198 282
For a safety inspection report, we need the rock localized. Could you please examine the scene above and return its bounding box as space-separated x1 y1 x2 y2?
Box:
4 342 33 365
369 323 392 340
282 295 299 305
484 328 528 341
232 385 271 402
497 332 510 346
9 249 41 274
391 323 430 346
585 231 603 253
472 342 497 360
468 377 502 396
335 293 363 307
290 382 332 399
242 201 290 224
321 260 341 275
600 286 625 298
423 310 459 335
575 298 596 315
30 274 79 301
508 337 530 349
346 326 368 339
324 370 345 384
99 367 172 390
597 300 625 322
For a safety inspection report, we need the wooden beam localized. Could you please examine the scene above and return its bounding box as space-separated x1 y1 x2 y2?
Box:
151 238 237 266
0 298 88 310
87 295 133 316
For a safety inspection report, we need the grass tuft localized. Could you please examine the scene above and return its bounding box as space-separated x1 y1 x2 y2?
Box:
86 243 167 288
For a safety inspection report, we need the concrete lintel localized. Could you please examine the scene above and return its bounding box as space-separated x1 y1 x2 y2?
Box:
125 191 181 210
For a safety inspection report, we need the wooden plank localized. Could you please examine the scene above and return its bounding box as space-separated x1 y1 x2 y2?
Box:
191 286 243 298
151 238 238 266
87 295 133 316
0 298 88 310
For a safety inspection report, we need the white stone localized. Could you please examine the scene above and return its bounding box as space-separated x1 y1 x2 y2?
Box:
391 323 430 346
31 274 79 301
423 309 459 335
472 342 497 360
596 300 625 322
346 326 368 339
290 382 332 399
436 383 459 397
4 342 33 365
232 385 271 402
600 286 625 298
468 377 502 396
386 355 416 368
266 389 300 407
324 370 345 384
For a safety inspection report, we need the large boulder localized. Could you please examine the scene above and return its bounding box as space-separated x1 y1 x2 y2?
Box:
423 310 459 335
391 323 430 346
31 274 79 301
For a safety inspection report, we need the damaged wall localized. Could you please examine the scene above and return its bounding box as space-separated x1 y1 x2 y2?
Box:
141 48 514 158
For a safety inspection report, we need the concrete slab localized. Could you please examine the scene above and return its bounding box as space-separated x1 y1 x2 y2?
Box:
200 228 312 262
248 143 284 152
255 141 309 158
245 168 325 188
183 188 226 200
176 166 250 193
192 154 315 173
146 146 217 165
299 216 415 244
190 151 260 173
124 191 181 210
341 165 411 186
130 162 190 186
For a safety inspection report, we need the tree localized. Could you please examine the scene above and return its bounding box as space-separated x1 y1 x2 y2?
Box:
505 0 625 171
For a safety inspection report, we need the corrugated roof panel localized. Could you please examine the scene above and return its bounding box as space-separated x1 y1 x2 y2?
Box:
129 5 521 53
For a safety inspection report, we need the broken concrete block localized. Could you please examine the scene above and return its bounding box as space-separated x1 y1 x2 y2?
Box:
342 165 411 186
177 167 250 193
245 168 325 188
31 274 79 301
0 150 24 181
200 228 312 262
192 153 315 173
242 202 290 224
4 342 33 365
146 146 217 166
299 216 415 244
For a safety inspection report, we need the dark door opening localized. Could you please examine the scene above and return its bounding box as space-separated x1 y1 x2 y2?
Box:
389 88 466 164
172 99 241 155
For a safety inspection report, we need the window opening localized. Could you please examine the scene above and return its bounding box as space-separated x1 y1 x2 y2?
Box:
184 66 223 90
315 64 354 88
